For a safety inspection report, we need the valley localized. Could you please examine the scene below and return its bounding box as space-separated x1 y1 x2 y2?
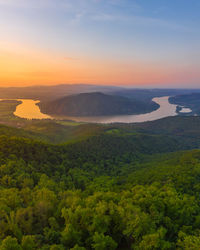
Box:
0 86 200 249
0 95 192 124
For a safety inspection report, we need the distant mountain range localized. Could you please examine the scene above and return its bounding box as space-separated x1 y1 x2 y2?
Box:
0 84 123 101
38 92 159 117
0 83 199 102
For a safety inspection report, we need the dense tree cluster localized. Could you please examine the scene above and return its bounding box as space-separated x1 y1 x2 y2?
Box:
1 132 200 249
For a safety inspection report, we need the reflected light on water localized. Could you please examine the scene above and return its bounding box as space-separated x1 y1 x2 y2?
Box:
14 99 52 120
64 96 178 123
0 96 187 122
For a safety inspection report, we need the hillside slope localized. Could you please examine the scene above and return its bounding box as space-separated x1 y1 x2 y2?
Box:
1 125 200 249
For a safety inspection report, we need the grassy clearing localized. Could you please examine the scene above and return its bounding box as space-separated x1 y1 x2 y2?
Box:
55 120 83 126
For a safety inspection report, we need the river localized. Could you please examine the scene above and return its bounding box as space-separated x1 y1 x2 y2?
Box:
11 96 189 123
65 96 178 123
14 99 52 120
0 96 192 123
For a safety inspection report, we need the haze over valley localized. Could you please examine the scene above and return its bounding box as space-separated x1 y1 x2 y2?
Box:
0 85 198 124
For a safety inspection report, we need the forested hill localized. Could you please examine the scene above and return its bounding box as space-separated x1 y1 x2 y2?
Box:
2 118 200 249
38 92 159 116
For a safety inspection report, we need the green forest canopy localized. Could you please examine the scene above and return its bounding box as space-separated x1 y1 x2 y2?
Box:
1 117 200 249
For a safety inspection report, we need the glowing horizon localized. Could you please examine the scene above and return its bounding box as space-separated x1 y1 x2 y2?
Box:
0 0 200 88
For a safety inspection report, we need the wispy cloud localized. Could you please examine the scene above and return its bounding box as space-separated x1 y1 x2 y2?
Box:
0 0 194 33
130 15 192 32
92 13 116 21
90 13 192 32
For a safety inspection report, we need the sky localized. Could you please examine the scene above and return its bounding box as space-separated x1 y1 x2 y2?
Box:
0 0 200 87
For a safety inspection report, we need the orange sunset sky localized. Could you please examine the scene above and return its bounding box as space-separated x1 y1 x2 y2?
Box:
0 0 200 88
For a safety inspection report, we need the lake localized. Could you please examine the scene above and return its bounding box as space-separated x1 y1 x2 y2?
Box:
6 96 189 123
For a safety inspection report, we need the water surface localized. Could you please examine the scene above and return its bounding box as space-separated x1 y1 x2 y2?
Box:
66 96 177 123
179 107 192 113
14 99 52 120
0 96 189 123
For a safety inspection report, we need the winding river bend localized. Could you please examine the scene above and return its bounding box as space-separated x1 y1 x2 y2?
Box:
4 96 189 123
14 99 52 120
67 96 178 123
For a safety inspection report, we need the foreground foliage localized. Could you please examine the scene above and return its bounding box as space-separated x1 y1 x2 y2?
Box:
1 123 200 249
